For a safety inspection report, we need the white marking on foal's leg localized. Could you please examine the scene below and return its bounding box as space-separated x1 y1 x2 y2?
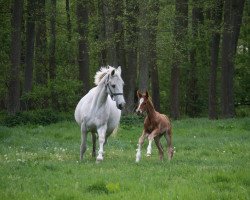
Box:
136 144 142 163
146 139 153 156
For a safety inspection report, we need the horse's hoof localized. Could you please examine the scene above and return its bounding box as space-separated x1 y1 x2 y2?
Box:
146 153 151 157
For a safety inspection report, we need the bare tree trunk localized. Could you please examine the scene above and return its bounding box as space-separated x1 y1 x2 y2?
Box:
35 0 47 85
123 0 138 113
170 0 188 119
49 0 56 80
138 0 150 93
221 0 245 118
209 0 223 119
186 1 203 117
76 0 90 95
66 0 72 42
98 0 107 66
24 0 36 94
8 0 23 115
150 0 160 112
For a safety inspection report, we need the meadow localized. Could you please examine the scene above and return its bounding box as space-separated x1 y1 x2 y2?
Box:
0 117 249 200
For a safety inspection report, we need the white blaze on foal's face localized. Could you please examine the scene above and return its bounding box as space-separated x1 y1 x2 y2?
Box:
136 98 145 113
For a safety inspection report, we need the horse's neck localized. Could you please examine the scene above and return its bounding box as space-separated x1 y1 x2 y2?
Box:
146 103 157 123
92 83 108 110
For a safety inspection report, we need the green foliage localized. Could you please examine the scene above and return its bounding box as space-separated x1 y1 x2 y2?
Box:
0 109 68 127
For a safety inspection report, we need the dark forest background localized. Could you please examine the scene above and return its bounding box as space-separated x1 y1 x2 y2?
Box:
0 0 249 124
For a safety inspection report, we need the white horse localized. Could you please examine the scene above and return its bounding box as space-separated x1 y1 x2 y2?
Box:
74 66 125 162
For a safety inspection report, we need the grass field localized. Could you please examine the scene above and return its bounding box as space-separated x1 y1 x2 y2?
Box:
0 117 249 200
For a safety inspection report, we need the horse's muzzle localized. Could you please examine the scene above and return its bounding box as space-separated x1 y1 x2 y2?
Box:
118 103 125 110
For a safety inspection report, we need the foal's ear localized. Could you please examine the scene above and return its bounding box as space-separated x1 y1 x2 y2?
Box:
111 69 115 76
145 91 149 98
137 90 142 98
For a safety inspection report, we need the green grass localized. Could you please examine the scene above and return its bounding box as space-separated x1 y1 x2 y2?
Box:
0 118 249 199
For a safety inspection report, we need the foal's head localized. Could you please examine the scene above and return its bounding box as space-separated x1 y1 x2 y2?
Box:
136 91 152 114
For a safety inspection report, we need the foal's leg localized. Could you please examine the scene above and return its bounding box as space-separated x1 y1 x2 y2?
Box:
96 125 107 161
147 129 160 156
164 128 174 160
136 130 147 162
154 135 164 161
80 123 87 160
91 132 96 158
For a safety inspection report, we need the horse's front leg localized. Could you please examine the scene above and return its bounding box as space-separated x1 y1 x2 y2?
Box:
146 129 160 157
96 125 107 162
136 130 148 163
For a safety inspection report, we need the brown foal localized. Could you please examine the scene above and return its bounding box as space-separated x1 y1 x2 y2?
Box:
135 91 174 162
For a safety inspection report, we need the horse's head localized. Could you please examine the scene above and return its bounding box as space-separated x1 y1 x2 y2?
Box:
136 90 150 114
106 66 126 110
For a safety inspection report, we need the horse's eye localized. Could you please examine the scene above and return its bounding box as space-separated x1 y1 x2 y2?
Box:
112 85 116 88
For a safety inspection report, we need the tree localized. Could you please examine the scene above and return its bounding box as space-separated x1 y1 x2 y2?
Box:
123 0 139 113
221 0 245 118
23 0 36 97
35 0 47 85
66 0 72 42
138 0 150 93
186 1 204 117
49 0 57 80
8 0 23 114
76 0 90 95
149 0 160 112
170 0 188 119
208 0 223 119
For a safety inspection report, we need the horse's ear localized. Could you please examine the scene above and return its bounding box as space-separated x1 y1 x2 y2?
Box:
117 66 121 75
137 90 142 98
145 91 149 98
111 69 115 76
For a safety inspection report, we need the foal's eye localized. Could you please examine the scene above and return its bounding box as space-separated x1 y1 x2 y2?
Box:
112 85 116 88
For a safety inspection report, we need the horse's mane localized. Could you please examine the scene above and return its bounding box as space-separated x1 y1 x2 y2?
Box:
94 66 115 85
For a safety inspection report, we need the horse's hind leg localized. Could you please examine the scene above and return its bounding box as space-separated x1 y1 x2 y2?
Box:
164 128 173 160
154 136 164 161
91 132 96 158
80 123 87 160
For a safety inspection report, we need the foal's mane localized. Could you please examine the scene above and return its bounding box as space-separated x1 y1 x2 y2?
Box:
146 95 155 110
94 66 115 85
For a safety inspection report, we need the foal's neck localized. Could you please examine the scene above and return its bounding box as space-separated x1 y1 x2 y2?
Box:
146 102 157 122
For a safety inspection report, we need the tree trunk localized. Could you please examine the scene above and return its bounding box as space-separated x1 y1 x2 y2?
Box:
209 0 223 119
138 0 150 93
24 0 36 94
186 2 203 117
98 0 107 66
149 1 160 112
114 0 126 68
8 0 23 115
170 0 188 119
35 0 47 85
221 0 245 118
76 0 90 95
49 0 56 80
123 0 138 113
66 0 72 42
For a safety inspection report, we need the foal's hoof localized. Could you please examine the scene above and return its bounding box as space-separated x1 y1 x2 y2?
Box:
146 153 151 157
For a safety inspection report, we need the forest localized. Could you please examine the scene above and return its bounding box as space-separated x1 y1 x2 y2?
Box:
0 0 249 122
